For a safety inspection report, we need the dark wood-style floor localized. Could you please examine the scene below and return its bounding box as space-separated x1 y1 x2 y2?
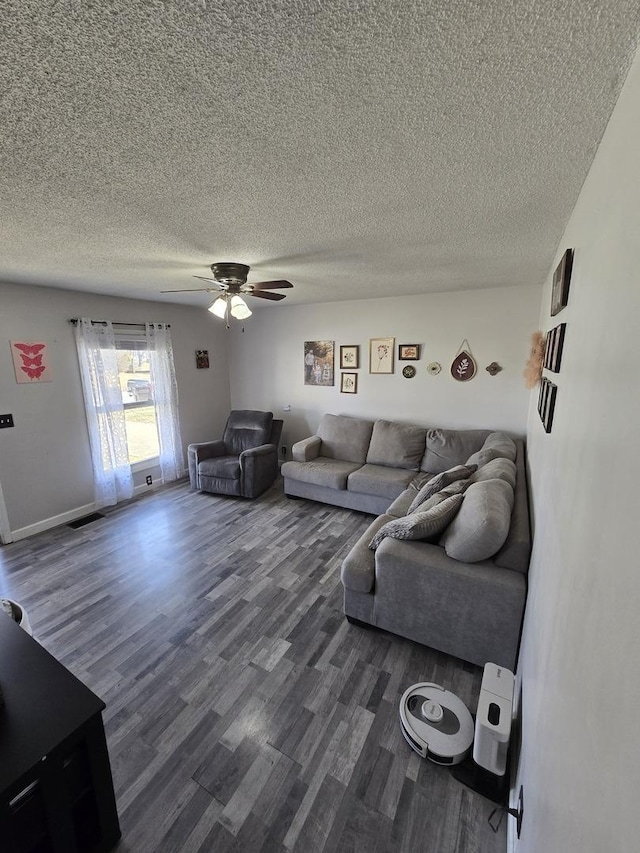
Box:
0 480 506 853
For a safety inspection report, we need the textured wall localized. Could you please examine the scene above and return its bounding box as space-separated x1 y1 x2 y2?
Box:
226 284 541 446
0 283 231 534
517 43 640 853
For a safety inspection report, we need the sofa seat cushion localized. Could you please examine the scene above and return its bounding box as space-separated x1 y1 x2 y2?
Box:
366 420 427 471
281 457 361 490
407 464 477 513
421 429 491 474
466 432 517 468
347 464 416 500
317 414 374 463
341 514 394 593
369 494 464 550
440 478 515 562
199 455 241 480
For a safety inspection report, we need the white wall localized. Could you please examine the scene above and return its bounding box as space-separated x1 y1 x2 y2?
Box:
0 282 230 535
515 43 640 853
227 285 540 450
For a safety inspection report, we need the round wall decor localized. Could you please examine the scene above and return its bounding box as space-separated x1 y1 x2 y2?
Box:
402 365 416 378
427 361 441 375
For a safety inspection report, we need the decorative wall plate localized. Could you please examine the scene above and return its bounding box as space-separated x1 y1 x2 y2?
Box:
402 365 416 378
427 361 441 375
451 340 476 382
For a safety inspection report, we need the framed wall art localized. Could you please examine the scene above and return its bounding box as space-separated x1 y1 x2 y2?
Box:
369 337 394 374
538 377 558 433
340 372 358 394
398 344 420 361
551 249 573 316
304 341 335 386
195 349 209 369
10 340 52 383
543 323 566 373
340 345 359 369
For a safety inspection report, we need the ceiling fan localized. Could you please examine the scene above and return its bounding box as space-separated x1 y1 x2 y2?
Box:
161 262 293 322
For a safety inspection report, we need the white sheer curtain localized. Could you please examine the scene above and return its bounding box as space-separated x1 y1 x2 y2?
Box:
145 323 184 482
74 318 134 507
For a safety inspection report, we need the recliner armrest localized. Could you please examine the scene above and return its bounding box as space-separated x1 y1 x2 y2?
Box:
187 440 226 488
239 443 276 460
292 435 321 462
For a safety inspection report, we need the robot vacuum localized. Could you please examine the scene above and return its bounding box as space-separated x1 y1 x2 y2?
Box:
399 682 474 765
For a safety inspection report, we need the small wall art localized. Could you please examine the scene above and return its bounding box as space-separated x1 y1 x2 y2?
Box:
340 372 358 394
537 377 558 433
551 249 573 316
485 362 502 376
543 323 566 373
402 365 416 379
398 344 420 361
450 339 476 382
195 349 210 369
369 337 395 374
10 341 52 383
304 341 335 386
340 345 359 369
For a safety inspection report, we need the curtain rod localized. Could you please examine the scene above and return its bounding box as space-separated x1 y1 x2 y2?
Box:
68 319 170 328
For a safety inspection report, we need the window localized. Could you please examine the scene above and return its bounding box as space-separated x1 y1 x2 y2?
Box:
115 340 159 465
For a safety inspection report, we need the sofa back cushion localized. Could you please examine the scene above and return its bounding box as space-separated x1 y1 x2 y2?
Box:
440 478 515 563
421 429 491 473
466 432 517 468
366 420 427 471
317 414 374 464
469 457 517 489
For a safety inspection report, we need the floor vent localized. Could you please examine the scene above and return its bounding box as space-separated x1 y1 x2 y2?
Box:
67 512 105 529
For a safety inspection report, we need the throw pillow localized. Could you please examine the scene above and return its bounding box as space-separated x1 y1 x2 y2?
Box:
465 432 516 467
369 494 464 550
407 464 477 514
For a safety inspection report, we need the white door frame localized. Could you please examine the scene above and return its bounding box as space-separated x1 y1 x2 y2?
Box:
0 477 12 544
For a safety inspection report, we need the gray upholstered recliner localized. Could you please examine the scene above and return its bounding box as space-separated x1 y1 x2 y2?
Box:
188 410 283 498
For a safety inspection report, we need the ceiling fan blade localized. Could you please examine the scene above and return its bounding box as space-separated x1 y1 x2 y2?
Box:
193 275 223 286
253 279 294 290
250 290 287 301
161 287 218 292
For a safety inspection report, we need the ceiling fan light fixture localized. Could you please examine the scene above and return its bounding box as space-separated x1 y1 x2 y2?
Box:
229 294 252 320
209 296 228 318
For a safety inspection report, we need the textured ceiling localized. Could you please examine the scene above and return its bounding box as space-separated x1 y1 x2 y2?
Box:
1 1 640 309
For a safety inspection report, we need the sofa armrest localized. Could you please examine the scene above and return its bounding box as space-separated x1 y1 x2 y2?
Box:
292 435 321 462
187 439 226 488
341 514 395 593
240 443 275 460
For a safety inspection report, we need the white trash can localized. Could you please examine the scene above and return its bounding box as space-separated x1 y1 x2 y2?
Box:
1 598 33 635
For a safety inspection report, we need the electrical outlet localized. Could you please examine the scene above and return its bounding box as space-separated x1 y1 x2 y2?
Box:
145 475 153 486
0 414 14 429
281 445 287 456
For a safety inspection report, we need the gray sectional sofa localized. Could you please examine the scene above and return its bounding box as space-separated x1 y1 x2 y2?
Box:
281 414 530 669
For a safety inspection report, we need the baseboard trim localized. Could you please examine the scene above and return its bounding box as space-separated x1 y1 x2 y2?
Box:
8 479 168 542
11 502 98 542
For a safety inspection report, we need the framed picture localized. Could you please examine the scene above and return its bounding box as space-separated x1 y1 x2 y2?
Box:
195 349 209 369
340 372 358 394
543 323 566 373
398 344 420 361
551 249 573 316
538 377 558 433
369 337 395 374
10 340 52 383
304 341 335 386
340 345 359 369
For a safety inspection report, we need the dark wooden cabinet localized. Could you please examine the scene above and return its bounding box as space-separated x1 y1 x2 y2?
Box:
0 616 120 853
